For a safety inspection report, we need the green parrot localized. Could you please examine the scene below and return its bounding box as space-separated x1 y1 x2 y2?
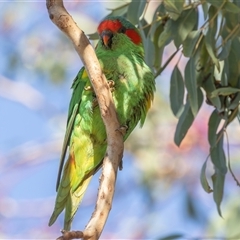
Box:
48 16 155 231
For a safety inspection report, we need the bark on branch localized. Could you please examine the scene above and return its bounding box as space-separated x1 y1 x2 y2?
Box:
46 1 124 239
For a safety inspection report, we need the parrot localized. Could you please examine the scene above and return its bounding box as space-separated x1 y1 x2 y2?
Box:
48 16 155 231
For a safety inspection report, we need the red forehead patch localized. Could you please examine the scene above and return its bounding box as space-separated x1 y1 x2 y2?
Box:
97 19 142 45
97 19 122 34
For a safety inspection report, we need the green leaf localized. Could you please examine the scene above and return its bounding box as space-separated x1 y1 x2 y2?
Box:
139 17 151 38
200 159 213 193
170 65 185 118
210 132 227 217
223 1 240 13
172 9 198 48
205 33 220 71
127 0 146 25
152 23 164 69
194 39 210 82
220 59 228 87
211 170 225 217
210 133 227 174
208 5 218 34
204 6 220 70
174 101 193 146
224 11 240 31
158 19 173 48
185 58 198 116
182 30 201 57
227 38 240 87
206 0 224 8
202 73 222 111
155 48 180 78
164 0 184 20
210 87 240 98
218 39 232 60
88 32 99 40
208 110 222 147
158 234 184 240
174 88 203 146
152 22 164 43
228 92 240 110
233 0 240 7
202 1 209 20
106 3 129 17
144 38 155 72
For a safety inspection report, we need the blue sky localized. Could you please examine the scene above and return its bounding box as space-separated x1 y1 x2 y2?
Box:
1 1 240 239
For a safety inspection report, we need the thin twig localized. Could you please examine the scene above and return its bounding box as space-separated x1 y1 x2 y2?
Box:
46 1 124 239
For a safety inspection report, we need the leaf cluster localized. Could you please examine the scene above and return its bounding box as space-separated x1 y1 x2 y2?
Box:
92 0 240 217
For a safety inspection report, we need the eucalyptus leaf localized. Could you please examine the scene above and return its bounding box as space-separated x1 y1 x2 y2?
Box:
174 88 203 146
200 158 213 193
106 3 129 17
170 66 185 118
210 133 227 174
205 33 220 71
158 19 173 48
204 6 220 70
202 73 222 111
158 234 184 240
224 9 240 31
144 39 155 71
218 39 232 60
182 30 201 58
233 0 240 7
202 1 209 20
185 58 198 116
210 87 240 98
206 0 224 8
139 18 151 38
127 0 146 25
152 24 164 69
164 0 184 20
172 9 198 48
223 1 240 13
208 110 222 147
228 38 240 87
228 92 240 110
88 32 99 40
211 170 225 217
174 101 193 146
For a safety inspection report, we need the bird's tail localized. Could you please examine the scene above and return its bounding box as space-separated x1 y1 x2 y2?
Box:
48 175 92 231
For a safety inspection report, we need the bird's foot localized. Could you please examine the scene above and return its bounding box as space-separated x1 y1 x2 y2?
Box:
116 125 128 136
85 81 115 92
108 80 115 92
84 85 93 91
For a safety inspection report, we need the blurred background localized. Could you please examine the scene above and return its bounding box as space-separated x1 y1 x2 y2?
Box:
1 1 240 239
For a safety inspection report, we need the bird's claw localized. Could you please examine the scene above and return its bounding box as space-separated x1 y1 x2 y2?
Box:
84 85 93 91
116 125 128 136
85 81 115 92
108 80 115 92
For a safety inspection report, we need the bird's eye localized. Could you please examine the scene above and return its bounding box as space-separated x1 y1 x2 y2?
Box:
118 26 126 33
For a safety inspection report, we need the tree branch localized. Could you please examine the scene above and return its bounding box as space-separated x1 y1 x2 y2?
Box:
46 1 124 239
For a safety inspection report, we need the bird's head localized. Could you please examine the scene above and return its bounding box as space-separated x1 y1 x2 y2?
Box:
97 16 142 49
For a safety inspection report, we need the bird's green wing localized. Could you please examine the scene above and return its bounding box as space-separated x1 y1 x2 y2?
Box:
56 67 88 191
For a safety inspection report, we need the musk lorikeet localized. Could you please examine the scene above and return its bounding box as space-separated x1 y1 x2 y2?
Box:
49 16 155 231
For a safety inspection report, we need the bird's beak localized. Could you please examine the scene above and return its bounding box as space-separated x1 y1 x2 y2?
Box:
101 30 113 48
